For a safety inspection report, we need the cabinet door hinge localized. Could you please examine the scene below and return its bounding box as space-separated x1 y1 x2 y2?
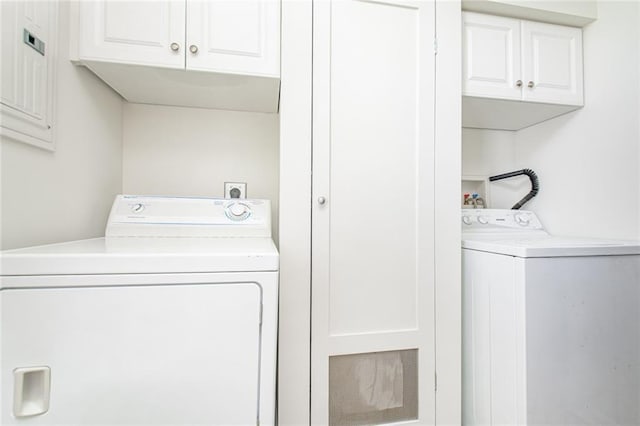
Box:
434 38 438 55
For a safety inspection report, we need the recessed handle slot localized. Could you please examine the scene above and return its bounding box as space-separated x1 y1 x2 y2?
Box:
13 366 51 417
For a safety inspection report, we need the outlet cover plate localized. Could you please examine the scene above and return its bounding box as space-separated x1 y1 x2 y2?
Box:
224 182 247 199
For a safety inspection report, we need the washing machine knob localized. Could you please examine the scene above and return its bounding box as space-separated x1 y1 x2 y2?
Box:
515 214 530 226
226 202 251 221
477 216 489 225
462 216 472 225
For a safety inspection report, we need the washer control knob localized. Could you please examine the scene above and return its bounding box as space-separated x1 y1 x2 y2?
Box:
515 214 530 226
477 216 489 225
462 216 472 225
131 203 145 213
226 202 251 221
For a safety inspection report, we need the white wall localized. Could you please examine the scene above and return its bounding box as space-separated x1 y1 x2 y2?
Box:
0 0 123 250
122 103 280 240
462 128 522 209
515 0 640 240
463 1 640 240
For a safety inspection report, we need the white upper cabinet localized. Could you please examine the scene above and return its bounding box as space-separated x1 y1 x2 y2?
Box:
463 13 521 100
78 0 185 69
462 12 584 130
72 0 281 112
463 12 582 106
521 20 583 105
186 1 279 77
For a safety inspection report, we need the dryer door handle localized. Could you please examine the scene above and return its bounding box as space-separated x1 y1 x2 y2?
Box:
13 366 51 417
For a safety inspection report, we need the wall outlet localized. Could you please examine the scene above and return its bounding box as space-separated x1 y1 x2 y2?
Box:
224 182 247 199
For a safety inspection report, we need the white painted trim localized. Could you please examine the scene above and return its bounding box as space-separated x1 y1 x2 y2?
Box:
277 1 313 425
310 1 330 422
435 1 462 425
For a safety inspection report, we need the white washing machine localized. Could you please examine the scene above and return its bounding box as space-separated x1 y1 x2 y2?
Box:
0 195 278 425
462 209 640 426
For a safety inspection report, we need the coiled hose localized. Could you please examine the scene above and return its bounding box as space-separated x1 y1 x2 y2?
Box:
489 168 539 210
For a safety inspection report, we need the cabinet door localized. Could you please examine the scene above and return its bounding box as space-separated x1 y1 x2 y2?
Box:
185 0 279 77
312 0 435 424
78 0 185 69
463 12 521 100
521 21 583 105
1 283 262 425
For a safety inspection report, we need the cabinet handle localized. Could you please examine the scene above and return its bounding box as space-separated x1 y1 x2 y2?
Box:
170 42 180 52
527 81 535 88
318 196 326 205
516 80 523 87
189 45 199 54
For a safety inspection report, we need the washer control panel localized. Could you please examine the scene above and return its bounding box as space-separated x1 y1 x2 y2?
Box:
461 209 544 233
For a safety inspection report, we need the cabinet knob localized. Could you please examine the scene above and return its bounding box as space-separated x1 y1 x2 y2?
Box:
318 196 327 205
527 81 535 88
170 42 180 52
189 45 199 54
516 80 523 88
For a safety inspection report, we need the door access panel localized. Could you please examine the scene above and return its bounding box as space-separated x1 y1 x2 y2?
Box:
1 282 262 425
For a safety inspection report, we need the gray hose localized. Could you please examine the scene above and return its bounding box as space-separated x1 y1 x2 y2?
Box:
489 169 539 210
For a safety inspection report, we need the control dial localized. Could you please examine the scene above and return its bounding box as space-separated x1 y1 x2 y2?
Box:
477 216 489 225
131 203 145 214
462 216 472 225
225 202 252 221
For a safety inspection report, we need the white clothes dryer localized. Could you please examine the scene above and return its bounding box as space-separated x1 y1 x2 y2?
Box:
1 195 278 425
462 209 640 426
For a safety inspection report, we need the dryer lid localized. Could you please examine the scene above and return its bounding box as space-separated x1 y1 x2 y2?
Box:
1 195 279 277
0 236 278 277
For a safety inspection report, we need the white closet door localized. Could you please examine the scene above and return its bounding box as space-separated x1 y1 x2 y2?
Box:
78 0 185 69
312 0 435 424
462 12 522 100
521 20 583 105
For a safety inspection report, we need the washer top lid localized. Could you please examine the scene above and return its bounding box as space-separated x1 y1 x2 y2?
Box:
106 195 271 238
462 235 640 257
